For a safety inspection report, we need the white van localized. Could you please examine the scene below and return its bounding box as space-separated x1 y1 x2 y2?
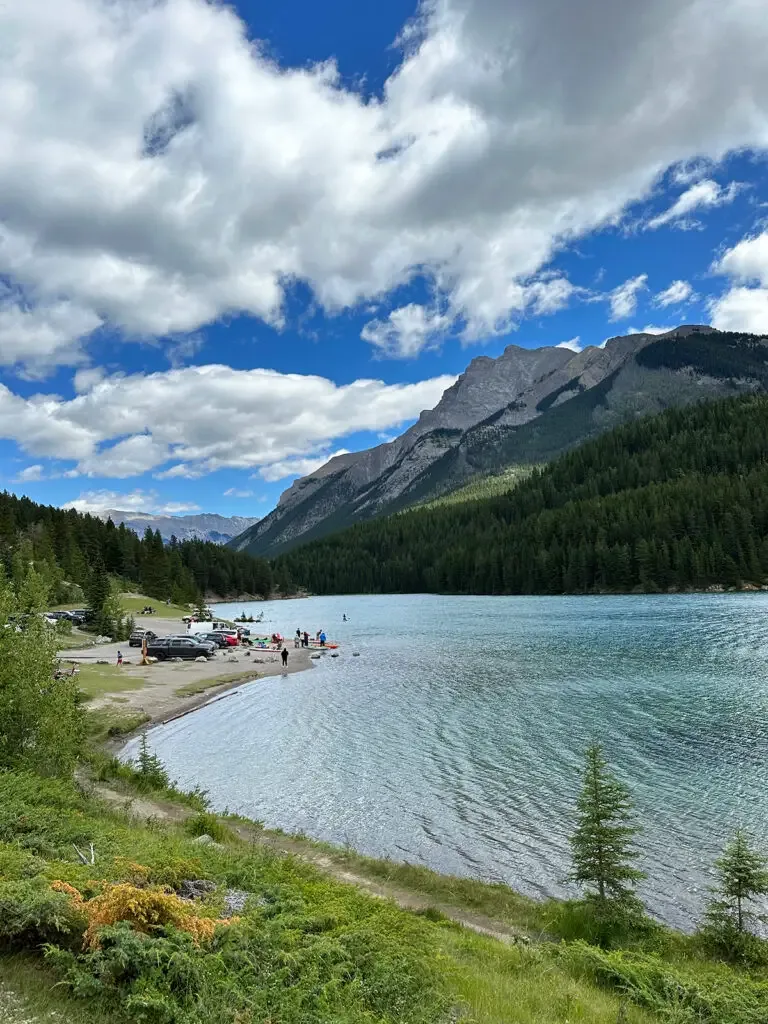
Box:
187 619 233 635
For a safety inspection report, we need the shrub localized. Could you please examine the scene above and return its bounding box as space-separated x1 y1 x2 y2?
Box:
0 842 47 880
184 812 229 844
0 878 86 950
554 940 768 1023
57 880 237 949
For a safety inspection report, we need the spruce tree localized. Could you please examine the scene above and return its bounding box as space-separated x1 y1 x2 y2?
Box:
568 744 645 906
136 733 170 790
702 829 768 947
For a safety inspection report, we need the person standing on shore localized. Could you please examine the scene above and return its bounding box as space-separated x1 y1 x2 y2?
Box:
116 650 123 667
281 648 289 668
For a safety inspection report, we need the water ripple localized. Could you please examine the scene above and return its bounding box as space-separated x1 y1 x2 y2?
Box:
124 592 768 931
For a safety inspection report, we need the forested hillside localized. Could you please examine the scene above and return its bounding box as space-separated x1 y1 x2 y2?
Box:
0 491 272 605
274 395 768 595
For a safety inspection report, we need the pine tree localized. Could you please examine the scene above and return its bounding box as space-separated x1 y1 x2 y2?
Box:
135 733 170 790
568 744 646 907
702 830 768 945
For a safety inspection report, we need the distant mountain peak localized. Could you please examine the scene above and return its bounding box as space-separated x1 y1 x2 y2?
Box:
103 509 259 545
230 325 768 557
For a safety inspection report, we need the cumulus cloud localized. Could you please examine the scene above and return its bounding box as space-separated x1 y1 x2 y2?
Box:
258 450 351 482
362 305 452 358
710 231 768 334
0 296 101 374
62 490 200 516
556 337 582 352
1 0 768 370
646 180 740 230
0 365 455 479
16 464 45 482
627 324 675 335
654 280 694 307
609 274 648 320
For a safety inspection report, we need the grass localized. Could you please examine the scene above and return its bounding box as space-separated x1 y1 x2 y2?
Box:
443 931 653 1024
83 707 151 742
117 594 191 618
174 671 258 698
0 770 666 1024
55 629 95 650
51 591 191 619
0 956 117 1024
65 662 146 700
3 768 766 1024
417 465 535 510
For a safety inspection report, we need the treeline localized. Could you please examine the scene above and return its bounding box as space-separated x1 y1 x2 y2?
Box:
0 491 272 606
274 394 768 595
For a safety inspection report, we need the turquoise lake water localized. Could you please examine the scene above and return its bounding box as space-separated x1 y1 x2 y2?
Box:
126 593 768 930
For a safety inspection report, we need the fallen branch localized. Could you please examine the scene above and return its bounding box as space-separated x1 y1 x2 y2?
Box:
72 842 95 865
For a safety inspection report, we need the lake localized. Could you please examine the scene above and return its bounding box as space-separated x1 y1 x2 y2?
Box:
125 593 768 930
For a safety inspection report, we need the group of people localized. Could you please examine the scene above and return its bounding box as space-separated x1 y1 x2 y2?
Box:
294 628 327 647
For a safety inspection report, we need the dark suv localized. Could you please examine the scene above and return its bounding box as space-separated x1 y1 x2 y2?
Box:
129 629 157 648
146 637 216 660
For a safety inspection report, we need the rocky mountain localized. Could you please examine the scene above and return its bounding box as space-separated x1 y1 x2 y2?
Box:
231 325 768 557
104 510 259 545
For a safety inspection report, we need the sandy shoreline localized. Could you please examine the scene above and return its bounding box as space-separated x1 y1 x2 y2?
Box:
60 612 314 734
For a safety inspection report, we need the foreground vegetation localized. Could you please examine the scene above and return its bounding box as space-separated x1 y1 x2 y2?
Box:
275 394 768 595
2 753 768 1024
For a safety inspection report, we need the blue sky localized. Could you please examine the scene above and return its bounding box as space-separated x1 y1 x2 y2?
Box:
2 0 768 520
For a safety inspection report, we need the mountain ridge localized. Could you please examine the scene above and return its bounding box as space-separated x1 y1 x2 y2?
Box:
103 509 259 545
231 325 768 557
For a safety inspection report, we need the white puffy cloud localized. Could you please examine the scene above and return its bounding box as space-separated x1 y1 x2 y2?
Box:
16 464 44 482
710 231 768 333
556 337 582 352
627 324 675 336
0 296 101 374
257 450 351 482
1 0 768 371
654 280 693 306
609 274 648 320
63 490 200 515
646 180 739 230
0 365 455 479
710 287 768 333
362 305 452 358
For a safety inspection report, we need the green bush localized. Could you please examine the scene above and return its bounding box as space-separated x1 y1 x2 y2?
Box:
543 896 664 950
697 917 768 968
45 903 450 1024
0 842 47 880
554 939 768 1023
184 812 229 844
0 878 86 950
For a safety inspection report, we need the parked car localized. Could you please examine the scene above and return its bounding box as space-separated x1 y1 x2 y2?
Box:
208 631 239 647
128 629 157 648
146 637 216 660
199 633 229 648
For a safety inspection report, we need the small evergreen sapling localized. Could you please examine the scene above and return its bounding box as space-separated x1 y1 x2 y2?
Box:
701 829 768 953
135 733 171 790
569 743 646 907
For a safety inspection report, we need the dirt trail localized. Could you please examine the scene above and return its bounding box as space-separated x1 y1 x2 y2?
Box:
83 778 530 946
